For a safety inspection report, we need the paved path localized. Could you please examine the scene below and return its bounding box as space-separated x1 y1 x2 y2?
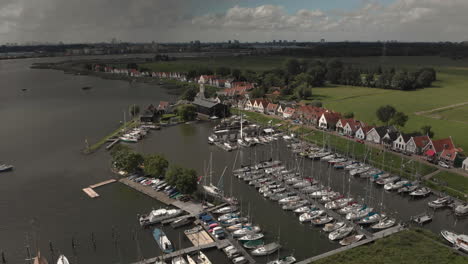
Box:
423 169 441 180
414 101 468 115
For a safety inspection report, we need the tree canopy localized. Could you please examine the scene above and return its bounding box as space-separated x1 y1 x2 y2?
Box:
111 145 144 173
144 154 169 178
165 165 198 194
376 105 396 125
176 104 197 121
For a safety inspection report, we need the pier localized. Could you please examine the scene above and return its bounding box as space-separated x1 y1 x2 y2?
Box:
296 225 405 264
105 138 120 150
82 179 117 198
119 178 204 215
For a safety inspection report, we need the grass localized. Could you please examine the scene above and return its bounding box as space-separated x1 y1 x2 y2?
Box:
427 171 468 200
312 229 467 264
84 119 139 154
427 105 468 123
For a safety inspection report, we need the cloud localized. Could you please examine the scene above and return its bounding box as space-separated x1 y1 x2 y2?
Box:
192 0 468 41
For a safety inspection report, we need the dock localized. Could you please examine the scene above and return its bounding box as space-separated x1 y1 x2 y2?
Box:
119 178 204 215
133 242 226 263
185 229 214 246
82 179 117 198
296 225 405 264
105 138 120 150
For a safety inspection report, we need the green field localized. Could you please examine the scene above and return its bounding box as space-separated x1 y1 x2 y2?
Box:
427 105 468 124
431 171 468 197
312 229 467 264
141 55 468 152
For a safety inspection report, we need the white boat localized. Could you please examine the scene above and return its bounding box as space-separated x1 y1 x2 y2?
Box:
213 206 238 214
350 167 370 176
232 226 261 237
238 233 264 241
346 207 374 221
293 206 311 214
384 180 409 191
189 251 212 264
409 187 431 197
329 226 353 241
441 230 458 245
337 204 362 215
311 215 334 225
371 218 396 230
339 234 364 246
454 234 468 253
172 256 188 264
428 196 453 209
139 208 183 226
455 203 468 216
323 222 345 233
251 242 281 256
232 256 248 264
119 134 138 142
325 198 353 210
266 255 296 264
278 196 300 204
357 213 385 225
218 212 240 222
0 164 14 172
57 255 69 264
299 210 324 222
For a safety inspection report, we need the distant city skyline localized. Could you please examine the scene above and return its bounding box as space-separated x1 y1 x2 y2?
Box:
1 0 467 43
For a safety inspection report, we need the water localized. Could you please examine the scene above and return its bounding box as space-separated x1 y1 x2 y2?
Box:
0 57 466 264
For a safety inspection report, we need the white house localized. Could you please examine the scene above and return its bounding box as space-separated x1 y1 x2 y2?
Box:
252 99 268 113
318 112 341 130
462 158 468 171
276 105 284 117
406 135 431 154
335 119 348 133
392 133 411 152
244 100 254 111
355 126 373 140
283 107 295 119
366 126 397 144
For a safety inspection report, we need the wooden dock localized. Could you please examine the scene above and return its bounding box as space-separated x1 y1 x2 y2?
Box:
133 242 223 263
185 230 214 246
82 179 117 198
296 225 405 264
105 138 120 150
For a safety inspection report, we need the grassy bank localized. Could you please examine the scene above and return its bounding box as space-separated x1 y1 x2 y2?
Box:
311 229 466 264
84 119 140 154
426 171 468 201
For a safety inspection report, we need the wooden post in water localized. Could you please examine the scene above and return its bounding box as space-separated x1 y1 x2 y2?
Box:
1 251 6 264
91 232 97 252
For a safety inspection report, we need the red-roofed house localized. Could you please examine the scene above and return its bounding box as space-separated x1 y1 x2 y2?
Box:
266 103 278 115
319 112 342 130
406 135 431 154
343 120 366 136
423 137 462 164
283 107 295 119
157 101 171 113
252 99 269 113
276 105 285 117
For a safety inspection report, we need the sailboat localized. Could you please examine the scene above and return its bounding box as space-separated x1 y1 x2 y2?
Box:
56 255 70 264
202 153 224 198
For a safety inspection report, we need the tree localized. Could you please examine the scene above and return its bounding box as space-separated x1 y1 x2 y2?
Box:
391 111 408 128
181 86 197 101
376 105 396 125
216 66 231 76
308 65 327 87
343 112 354 118
165 165 198 194
325 59 343 84
421 125 435 138
309 101 322 107
250 88 265 99
111 145 143 173
284 59 301 76
391 71 411 90
294 83 311 100
263 73 284 87
231 69 241 80
176 104 197 121
416 70 434 88
144 154 169 178
129 104 140 118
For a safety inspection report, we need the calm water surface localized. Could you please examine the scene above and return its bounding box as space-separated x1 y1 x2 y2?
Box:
0 57 466 264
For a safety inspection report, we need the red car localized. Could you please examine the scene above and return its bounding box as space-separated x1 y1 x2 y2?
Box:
355 139 364 144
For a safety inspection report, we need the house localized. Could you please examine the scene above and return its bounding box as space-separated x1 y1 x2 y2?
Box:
192 97 229 118
198 75 217 84
423 137 460 163
366 126 397 144
335 119 349 133
266 103 278 115
157 101 171 113
355 126 374 140
283 107 296 119
406 135 431 154
244 100 254 111
392 133 412 152
276 105 284 117
251 99 269 113
462 158 468 171
342 119 365 136
318 112 341 130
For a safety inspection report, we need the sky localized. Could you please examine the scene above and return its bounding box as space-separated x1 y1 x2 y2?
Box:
0 0 467 44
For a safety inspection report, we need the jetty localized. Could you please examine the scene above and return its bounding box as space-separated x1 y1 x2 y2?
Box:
105 138 120 150
296 225 405 264
82 179 117 198
119 178 204 215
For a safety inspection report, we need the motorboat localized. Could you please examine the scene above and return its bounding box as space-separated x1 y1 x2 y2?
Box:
243 239 265 249
238 233 264 242
455 237 468 253
350 167 370 176
323 222 345 233
232 226 261 238
232 256 248 264
251 242 281 256
339 234 364 246
282 200 309 211
441 230 458 245
371 218 396 230
384 180 409 191
213 206 238 214
409 187 431 197
0 164 14 172
153 228 174 254
311 215 334 225
292 180 311 189
171 217 194 228
398 183 418 194
218 212 240 222
411 213 433 225
337 204 362 215
293 206 312 214
346 207 374 221
139 208 183 226
278 196 300 204
325 198 353 210
329 226 353 241
376 176 400 185
357 212 385 225
188 251 212 264
455 203 468 216
266 255 297 264
56 255 69 264
299 210 324 222
172 256 188 264
428 196 453 209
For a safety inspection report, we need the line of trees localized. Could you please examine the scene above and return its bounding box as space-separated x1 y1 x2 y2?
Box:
375 105 435 138
110 145 198 194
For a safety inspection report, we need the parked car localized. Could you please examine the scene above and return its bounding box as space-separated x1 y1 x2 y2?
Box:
438 161 450 169
355 139 364 144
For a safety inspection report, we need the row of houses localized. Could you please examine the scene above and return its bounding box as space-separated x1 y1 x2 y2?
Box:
239 98 464 167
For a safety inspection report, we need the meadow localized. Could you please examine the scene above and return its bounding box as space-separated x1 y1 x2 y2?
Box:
312 229 467 264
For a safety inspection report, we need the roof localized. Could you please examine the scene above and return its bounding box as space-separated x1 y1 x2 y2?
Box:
431 138 455 153
412 135 431 148
440 148 459 161
361 126 375 134
322 112 341 124
266 103 278 111
158 101 170 110
192 97 219 108
253 99 269 107
284 107 295 115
